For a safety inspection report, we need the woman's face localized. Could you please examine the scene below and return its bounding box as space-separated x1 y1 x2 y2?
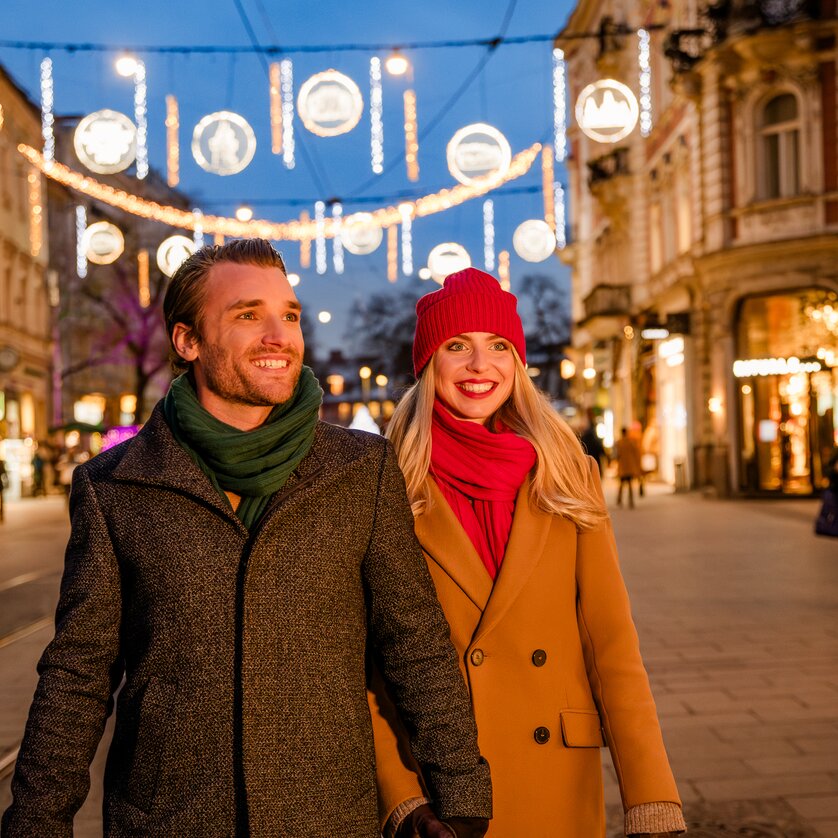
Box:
433 331 516 425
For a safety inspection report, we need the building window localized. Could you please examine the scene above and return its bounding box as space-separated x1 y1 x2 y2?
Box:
759 93 800 200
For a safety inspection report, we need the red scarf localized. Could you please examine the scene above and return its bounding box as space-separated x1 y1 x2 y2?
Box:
430 401 537 580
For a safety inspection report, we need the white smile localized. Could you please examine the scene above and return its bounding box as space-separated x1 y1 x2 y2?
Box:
458 382 495 393
252 359 289 369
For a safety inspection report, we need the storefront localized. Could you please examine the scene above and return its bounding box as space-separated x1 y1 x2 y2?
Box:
734 289 838 495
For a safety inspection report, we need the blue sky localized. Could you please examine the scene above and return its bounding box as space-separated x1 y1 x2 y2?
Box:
0 0 574 352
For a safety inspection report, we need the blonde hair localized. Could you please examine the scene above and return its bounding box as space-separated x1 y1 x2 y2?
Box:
386 350 607 530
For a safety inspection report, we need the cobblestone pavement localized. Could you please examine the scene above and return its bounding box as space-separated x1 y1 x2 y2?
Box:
1 485 836 836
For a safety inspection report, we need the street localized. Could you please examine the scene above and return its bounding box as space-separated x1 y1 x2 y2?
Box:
1 486 836 837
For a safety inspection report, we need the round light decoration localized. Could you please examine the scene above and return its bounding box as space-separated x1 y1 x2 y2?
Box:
192 111 257 176
297 70 364 137
74 110 137 174
575 80 640 144
81 221 124 265
340 212 384 255
446 123 512 186
157 235 196 278
427 243 471 284
512 219 557 263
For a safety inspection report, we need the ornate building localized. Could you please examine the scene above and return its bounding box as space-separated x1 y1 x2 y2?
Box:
559 0 838 495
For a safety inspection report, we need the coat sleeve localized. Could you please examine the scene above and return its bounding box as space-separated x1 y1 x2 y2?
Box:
1 466 124 837
362 442 492 822
576 458 682 813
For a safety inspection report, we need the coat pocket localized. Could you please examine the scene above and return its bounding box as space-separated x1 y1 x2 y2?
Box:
560 710 605 748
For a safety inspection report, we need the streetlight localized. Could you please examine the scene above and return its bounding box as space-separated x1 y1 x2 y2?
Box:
359 366 372 403
235 205 253 222
375 374 388 400
115 54 139 78
318 311 332 324
385 50 410 77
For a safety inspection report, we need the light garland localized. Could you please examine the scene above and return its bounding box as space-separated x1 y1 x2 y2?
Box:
387 225 398 282
299 209 311 267
554 182 566 249
75 205 87 278
165 95 179 187
483 199 495 271
19 141 541 239
280 58 295 169
542 145 555 230
137 249 150 307
40 57 55 167
370 57 384 174
332 202 345 274
638 29 652 137
192 208 204 248
314 201 327 274
214 233 225 245
28 167 43 257
498 250 510 291
399 203 413 276
133 60 148 179
552 48 567 163
270 62 283 154
403 89 419 182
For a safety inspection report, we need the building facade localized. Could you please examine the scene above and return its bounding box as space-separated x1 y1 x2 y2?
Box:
560 0 838 495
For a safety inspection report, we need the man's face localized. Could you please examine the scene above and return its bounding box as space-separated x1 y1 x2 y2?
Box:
174 261 304 427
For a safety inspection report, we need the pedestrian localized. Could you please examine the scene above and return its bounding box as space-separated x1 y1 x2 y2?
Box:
579 409 606 475
2 240 491 838
0 456 7 523
615 426 643 509
31 447 45 497
815 448 838 537
369 269 685 837
55 446 79 501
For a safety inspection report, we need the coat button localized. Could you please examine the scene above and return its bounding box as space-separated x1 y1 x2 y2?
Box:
534 726 551 744
532 649 547 667
470 648 485 666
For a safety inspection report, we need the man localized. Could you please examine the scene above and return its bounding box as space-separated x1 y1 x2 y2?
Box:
615 426 643 509
2 240 491 838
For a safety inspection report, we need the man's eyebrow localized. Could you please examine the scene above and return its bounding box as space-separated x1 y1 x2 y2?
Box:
225 298 302 311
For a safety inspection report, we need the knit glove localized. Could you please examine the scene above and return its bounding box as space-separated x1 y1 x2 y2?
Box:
396 804 489 838
628 833 683 837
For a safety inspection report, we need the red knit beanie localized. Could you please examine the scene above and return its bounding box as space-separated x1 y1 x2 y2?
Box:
412 267 527 376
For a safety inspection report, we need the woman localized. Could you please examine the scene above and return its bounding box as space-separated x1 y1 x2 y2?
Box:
369 269 685 837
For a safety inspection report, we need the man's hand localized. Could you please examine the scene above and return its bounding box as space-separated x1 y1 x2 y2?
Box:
396 804 489 838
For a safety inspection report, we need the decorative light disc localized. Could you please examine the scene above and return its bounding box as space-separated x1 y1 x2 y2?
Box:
192 111 257 176
575 80 639 144
297 70 364 137
73 110 137 174
340 212 383 255
428 242 471 284
513 219 557 262
446 123 512 186
81 221 125 265
157 235 196 277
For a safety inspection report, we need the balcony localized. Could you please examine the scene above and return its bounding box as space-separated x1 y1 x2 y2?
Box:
578 284 632 340
587 147 631 188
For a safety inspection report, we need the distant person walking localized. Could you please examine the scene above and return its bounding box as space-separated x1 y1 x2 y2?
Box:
615 426 643 509
580 413 606 475
0 457 7 522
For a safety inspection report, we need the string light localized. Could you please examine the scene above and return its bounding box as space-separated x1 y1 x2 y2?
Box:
554 182 566 249
269 61 283 154
165 94 179 187
552 48 567 163
387 225 398 282
0 103 4 132
399 203 413 276
192 208 204 248
214 233 225 245
638 29 652 137
299 210 311 267
314 200 327 274
133 59 148 179
483 199 495 271
40 57 54 167
137 249 150 307
28 167 42 257
332 202 345 274
280 58 295 169
542 145 555 230
498 250 510 290
369 57 384 174
403 89 419 182
75 205 87 278
19 142 541 240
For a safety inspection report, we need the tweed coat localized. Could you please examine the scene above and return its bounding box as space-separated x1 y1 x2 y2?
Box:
2 406 491 837
370 461 681 837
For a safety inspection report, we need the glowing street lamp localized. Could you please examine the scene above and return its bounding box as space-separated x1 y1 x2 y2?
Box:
235 205 254 222
385 50 410 77
359 365 372 402
317 311 332 324
115 54 139 78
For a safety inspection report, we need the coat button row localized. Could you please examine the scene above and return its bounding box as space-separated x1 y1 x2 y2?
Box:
533 726 551 744
532 649 547 667
470 649 484 666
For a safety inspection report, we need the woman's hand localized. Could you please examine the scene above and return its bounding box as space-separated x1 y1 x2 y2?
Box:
628 833 683 837
396 804 489 838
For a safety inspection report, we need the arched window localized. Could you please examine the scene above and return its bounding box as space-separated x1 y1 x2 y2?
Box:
759 93 801 200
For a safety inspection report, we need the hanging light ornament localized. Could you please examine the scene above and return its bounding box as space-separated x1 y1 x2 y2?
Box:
399 203 413 276
157 235 196 277
81 221 125 265
427 242 471 284
638 29 652 137
314 201 327 275
483 199 495 271
137 249 150 308
192 208 204 248
498 250 510 291
341 212 384 255
40 57 55 168
133 59 148 179
75 205 87 278
280 59 295 168
297 70 363 137
74 110 137 174
403 89 419 182
552 48 567 163
332 202 345 275
28 167 43 258
270 62 283 154
446 123 511 186
387 225 398 282
192 111 257 176
542 145 555 230
513 219 556 262
369 57 384 174
165 95 179 187
299 209 311 267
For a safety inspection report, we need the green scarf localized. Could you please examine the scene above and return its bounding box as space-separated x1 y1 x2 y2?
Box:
162 367 323 530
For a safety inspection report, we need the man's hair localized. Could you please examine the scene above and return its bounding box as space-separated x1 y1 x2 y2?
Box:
163 238 287 374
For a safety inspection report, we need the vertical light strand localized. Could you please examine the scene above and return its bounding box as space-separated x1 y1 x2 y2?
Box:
403 90 419 182
638 29 652 137
387 225 398 282
314 201 327 275
498 250 510 291
28 167 43 257
399 203 413 276
483 200 495 271
134 60 148 179
192 208 204 248
280 58 295 169
137 249 150 308
40 57 55 168
369 57 384 174
552 48 567 163
213 233 225 246
554 182 567 249
299 210 311 268
75 205 87 278
270 61 283 154
332 202 344 274
542 145 556 229
165 95 179 187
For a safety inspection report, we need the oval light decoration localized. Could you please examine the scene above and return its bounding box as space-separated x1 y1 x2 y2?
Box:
192 111 257 176
428 243 471 284
81 221 125 265
297 70 364 137
575 79 639 144
446 123 512 185
340 212 384 255
74 110 137 174
512 220 557 263
157 235 196 277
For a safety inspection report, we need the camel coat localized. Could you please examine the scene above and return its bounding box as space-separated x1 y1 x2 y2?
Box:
370 460 681 837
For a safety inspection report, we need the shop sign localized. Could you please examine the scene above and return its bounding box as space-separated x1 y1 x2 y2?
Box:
81 222 124 265
192 111 257 175
512 219 556 262
427 242 471 284
157 235 196 277
659 336 685 367
575 80 639 144
74 110 137 174
733 356 822 377
446 123 512 185
297 70 363 137
340 212 383 255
